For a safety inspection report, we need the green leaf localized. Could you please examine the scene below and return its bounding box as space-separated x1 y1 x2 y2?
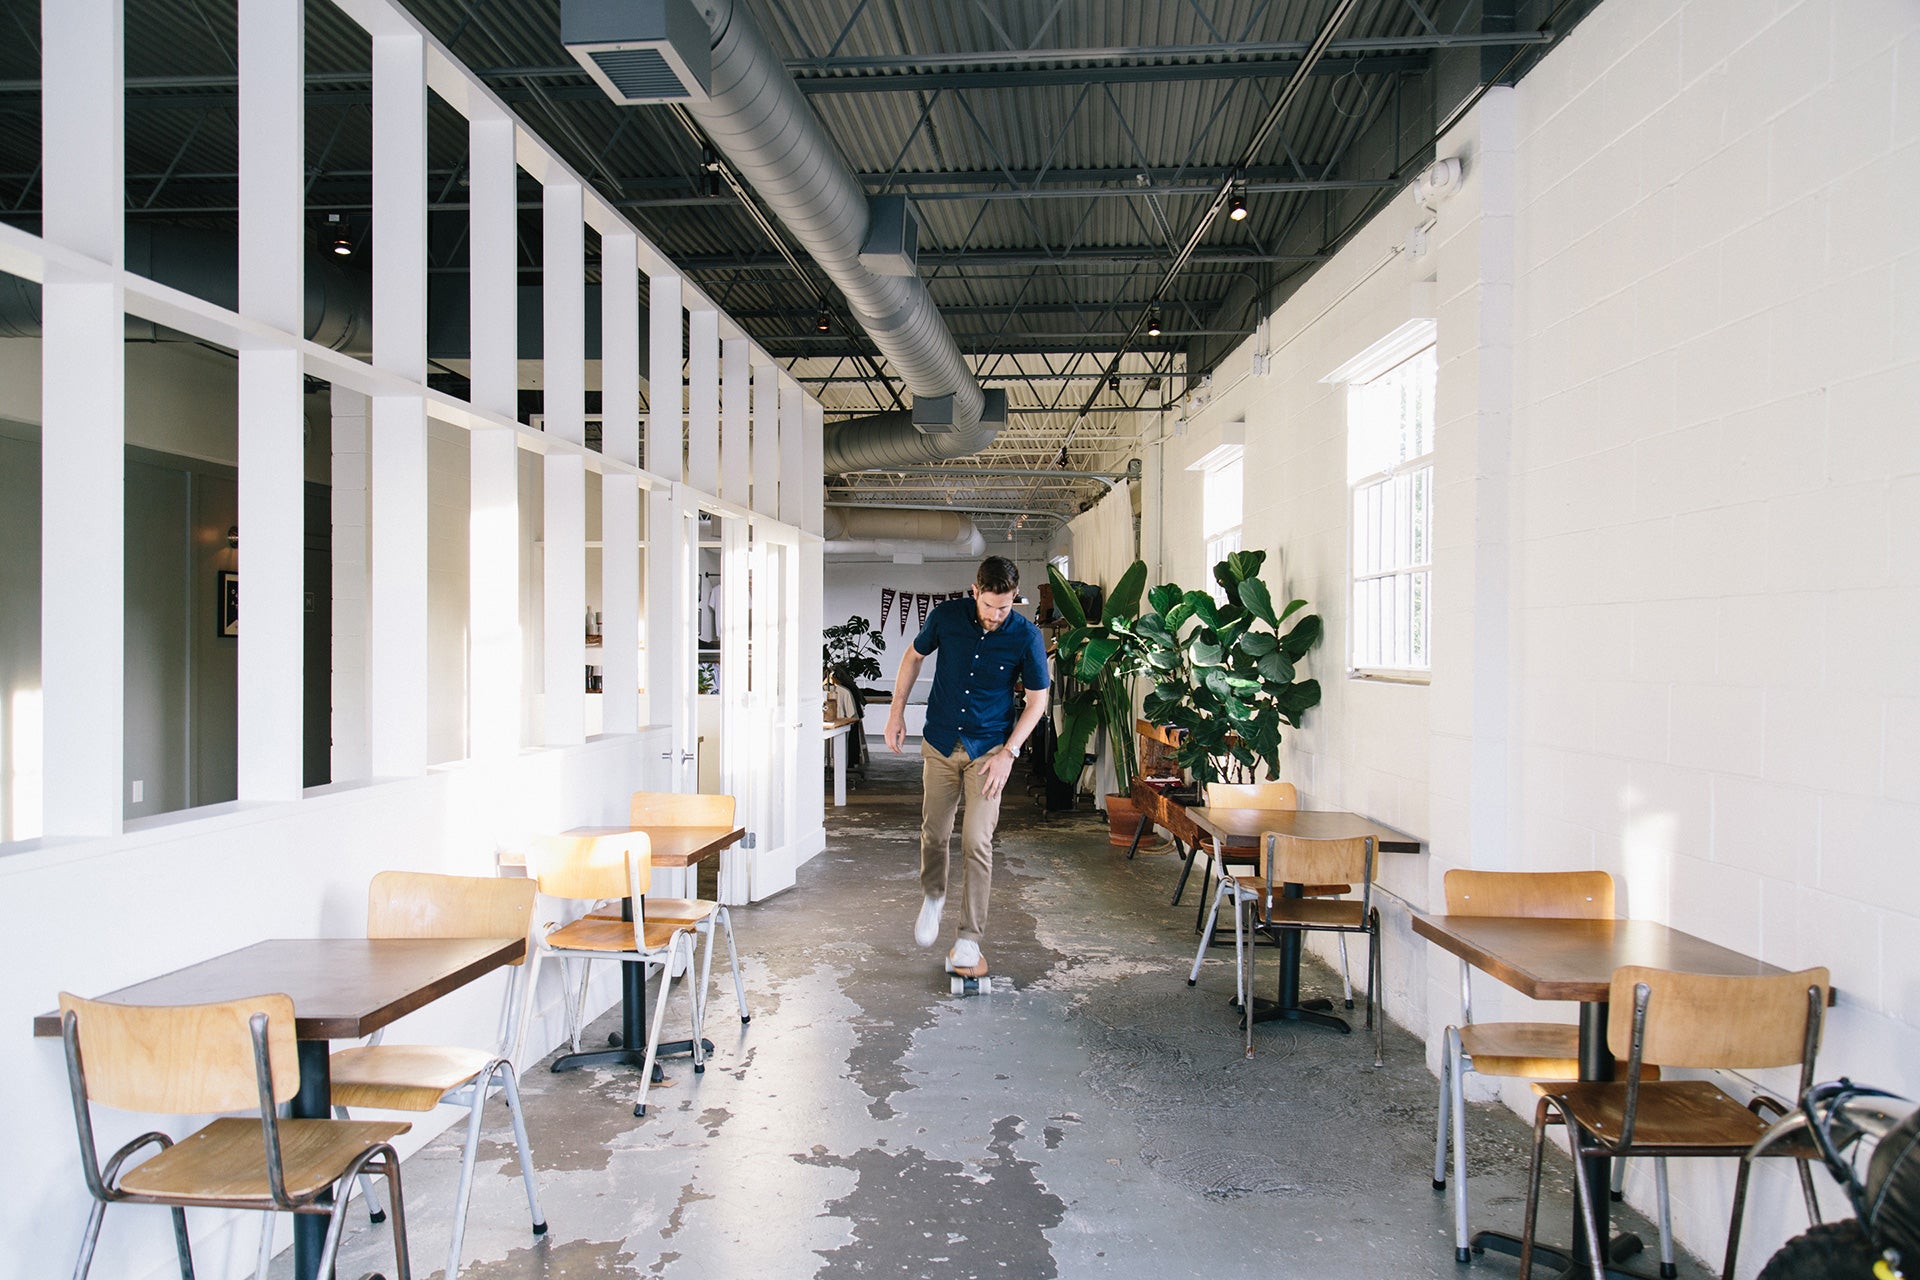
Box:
1257 651 1296 684
1075 635 1123 682
1278 612 1324 661
1203 667 1237 700
1274 678 1323 724
1047 565 1087 628
1237 575 1277 626
1142 688 1181 721
1105 560 1148 621
1226 548 1266 581
1132 612 1171 645
1183 591 1219 629
1236 630 1278 657
1164 599 1195 631
1053 691 1101 781
1146 648 1180 672
1277 598 1308 626
1189 633 1225 667
1213 560 1238 596
1147 582 1182 615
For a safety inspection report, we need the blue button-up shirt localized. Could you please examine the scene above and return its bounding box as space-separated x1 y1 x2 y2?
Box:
914 597 1051 759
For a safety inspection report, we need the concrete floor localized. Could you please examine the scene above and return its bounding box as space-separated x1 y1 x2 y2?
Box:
325 744 1712 1280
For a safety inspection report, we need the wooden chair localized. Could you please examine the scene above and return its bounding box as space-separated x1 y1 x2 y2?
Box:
325 872 547 1279
58 992 412 1280
580 792 751 1046
1240 832 1382 1063
1188 781 1354 1010
524 830 702 1117
1433 870 1667 1269
1519 965 1831 1280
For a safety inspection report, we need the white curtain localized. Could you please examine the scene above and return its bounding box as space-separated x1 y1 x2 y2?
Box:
1064 485 1138 808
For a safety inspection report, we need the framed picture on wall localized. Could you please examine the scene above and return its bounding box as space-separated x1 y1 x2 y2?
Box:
217 569 239 637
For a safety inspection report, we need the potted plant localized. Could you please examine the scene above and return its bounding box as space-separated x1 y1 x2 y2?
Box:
1047 562 1154 844
822 615 886 689
1137 549 1324 785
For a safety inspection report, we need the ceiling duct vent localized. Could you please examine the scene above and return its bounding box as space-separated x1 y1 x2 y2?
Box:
562 0 711 104
859 195 920 277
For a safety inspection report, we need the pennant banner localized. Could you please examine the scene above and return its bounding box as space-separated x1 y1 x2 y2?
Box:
900 595 912 634
879 588 895 632
918 593 931 628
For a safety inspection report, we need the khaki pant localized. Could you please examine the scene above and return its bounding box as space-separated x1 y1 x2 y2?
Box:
919 740 1003 944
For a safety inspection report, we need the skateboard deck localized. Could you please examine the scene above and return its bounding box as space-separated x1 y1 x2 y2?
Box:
944 955 999 995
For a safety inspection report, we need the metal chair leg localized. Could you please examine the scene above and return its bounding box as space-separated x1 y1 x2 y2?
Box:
170 1205 193 1280
1370 917 1384 1068
1559 1108 1608 1280
1188 877 1229 987
1337 934 1354 1009
634 951 680 1118
255 1211 277 1280
1433 1035 1452 1190
1721 1151 1758 1280
1519 1097 1553 1280
332 1104 386 1223
717 906 751 1023
498 1065 548 1239
1655 1156 1675 1278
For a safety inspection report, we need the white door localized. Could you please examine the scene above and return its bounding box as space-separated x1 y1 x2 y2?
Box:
746 518 801 900
715 508 753 905
646 482 700 792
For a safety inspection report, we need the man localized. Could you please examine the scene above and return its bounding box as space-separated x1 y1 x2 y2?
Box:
884 556 1051 978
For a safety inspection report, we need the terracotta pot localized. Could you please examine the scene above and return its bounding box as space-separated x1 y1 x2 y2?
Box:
1105 793 1165 850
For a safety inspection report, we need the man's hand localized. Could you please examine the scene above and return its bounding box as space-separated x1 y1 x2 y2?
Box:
980 745 1018 799
885 715 907 753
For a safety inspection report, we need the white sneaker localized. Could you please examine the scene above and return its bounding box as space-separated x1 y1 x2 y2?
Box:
950 938 982 970
914 895 945 947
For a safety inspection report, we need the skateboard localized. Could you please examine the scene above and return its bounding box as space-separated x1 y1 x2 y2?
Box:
944 955 999 996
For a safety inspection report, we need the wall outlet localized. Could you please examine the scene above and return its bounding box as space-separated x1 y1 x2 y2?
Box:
130 780 143 803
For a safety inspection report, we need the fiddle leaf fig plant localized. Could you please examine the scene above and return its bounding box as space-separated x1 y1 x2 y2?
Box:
1139 549 1323 784
1048 560 1149 792
822 615 886 687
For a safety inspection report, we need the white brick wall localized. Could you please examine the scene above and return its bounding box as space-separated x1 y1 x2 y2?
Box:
1162 0 1920 1271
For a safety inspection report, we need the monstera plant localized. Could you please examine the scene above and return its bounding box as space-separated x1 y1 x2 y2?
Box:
1054 551 1324 788
1048 560 1149 792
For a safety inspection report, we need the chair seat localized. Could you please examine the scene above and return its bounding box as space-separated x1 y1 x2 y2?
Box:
546 915 685 953
116 1117 408 1204
1541 1079 1773 1151
637 897 719 926
1460 1022 1582 1078
329 1044 495 1111
1257 897 1368 929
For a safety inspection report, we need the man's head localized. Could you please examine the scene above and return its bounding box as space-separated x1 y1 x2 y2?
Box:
971 555 1020 632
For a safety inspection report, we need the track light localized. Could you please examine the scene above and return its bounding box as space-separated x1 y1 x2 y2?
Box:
1106 374 1121 392
701 147 722 199
327 212 352 256
1146 306 1162 338
815 303 831 333
1228 190 1248 222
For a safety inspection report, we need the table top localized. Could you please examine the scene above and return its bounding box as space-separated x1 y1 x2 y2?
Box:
1411 915 1799 1004
33 937 522 1040
1186 805 1423 854
560 824 746 869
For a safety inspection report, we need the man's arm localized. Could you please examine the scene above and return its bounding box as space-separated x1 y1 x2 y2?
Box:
980 684 1048 799
884 645 927 753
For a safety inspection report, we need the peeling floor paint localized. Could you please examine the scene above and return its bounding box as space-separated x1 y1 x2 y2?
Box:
313 749 1715 1280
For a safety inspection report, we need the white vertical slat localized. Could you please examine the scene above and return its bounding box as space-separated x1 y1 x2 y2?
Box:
720 337 750 507
39 0 125 834
716 512 751 903
779 375 805 526
235 0 305 801
543 180 586 745
600 230 642 735
687 308 719 495
329 387 372 780
467 104 520 759
646 485 686 740
647 273 683 480
802 395 825 537
751 359 780 518
368 30 430 777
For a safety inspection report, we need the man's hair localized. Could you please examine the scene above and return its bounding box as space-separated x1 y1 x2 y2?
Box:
975 555 1020 595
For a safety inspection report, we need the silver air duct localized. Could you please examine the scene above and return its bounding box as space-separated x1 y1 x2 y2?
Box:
562 0 1007 472
822 507 985 559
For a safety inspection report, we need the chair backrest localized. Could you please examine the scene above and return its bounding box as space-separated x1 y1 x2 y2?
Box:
526 831 653 902
367 871 537 965
630 791 735 828
1206 781 1298 811
1444 869 1615 919
1609 965 1830 1071
1263 833 1373 888
59 992 299 1113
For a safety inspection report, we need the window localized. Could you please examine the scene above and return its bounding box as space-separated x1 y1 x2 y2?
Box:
1336 324 1436 678
1193 443 1244 602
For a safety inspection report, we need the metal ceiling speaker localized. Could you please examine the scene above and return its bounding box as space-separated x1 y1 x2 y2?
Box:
561 0 712 105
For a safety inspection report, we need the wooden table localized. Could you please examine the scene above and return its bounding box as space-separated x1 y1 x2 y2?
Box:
1187 805 1422 1035
37 937 522 1280
546 824 746 1078
1411 914 1806 1278
824 714 859 806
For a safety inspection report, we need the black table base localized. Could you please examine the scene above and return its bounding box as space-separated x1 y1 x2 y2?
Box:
1469 1226 1660 1280
548 929 713 1100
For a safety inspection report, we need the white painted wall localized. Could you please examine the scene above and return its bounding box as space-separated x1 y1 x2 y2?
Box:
1159 0 1920 1272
